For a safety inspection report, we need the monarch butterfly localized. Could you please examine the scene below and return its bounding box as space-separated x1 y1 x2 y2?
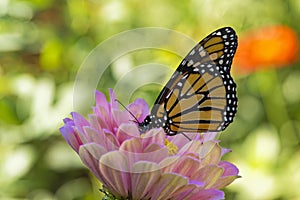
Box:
138 27 238 136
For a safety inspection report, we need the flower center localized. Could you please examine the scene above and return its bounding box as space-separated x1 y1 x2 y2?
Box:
164 139 178 155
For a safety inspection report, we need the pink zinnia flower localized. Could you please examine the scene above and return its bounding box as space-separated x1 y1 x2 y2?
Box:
60 89 239 200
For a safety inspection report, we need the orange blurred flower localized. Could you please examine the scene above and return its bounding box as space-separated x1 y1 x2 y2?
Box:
234 25 299 74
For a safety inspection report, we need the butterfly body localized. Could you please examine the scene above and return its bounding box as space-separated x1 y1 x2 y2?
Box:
139 27 238 136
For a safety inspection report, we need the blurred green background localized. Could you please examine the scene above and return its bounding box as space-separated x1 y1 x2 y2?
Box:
1 0 300 199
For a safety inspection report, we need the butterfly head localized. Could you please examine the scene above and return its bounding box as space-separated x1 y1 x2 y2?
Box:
137 115 151 133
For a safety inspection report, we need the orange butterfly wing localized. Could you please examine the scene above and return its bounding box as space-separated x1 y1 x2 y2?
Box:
140 27 238 135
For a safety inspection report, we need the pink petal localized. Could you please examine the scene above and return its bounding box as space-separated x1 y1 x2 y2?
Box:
221 148 232 156
169 184 198 200
149 173 188 200
112 109 131 126
202 132 219 142
79 143 107 181
88 114 103 132
109 88 119 110
189 180 205 187
95 90 109 113
71 112 90 133
178 140 203 155
60 125 82 153
120 137 143 153
160 156 180 171
143 144 169 163
102 129 120 151
63 117 74 125
120 138 169 166
131 161 161 199
163 156 201 178
212 161 240 189
192 165 223 189
93 105 111 130
188 188 225 200
219 161 239 177
73 126 88 144
168 134 194 149
198 142 222 166
83 126 104 145
99 151 131 197
127 98 150 122
119 138 144 167
142 128 166 148
213 175 240 190
143 143 165 153
116 123 140 144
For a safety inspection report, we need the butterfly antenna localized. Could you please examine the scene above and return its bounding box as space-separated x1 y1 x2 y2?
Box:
114 99 140 124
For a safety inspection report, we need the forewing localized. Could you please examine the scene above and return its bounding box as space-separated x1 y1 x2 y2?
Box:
151 27 238 134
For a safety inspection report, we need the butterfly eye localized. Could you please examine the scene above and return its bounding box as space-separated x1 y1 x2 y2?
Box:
140 27 238 136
